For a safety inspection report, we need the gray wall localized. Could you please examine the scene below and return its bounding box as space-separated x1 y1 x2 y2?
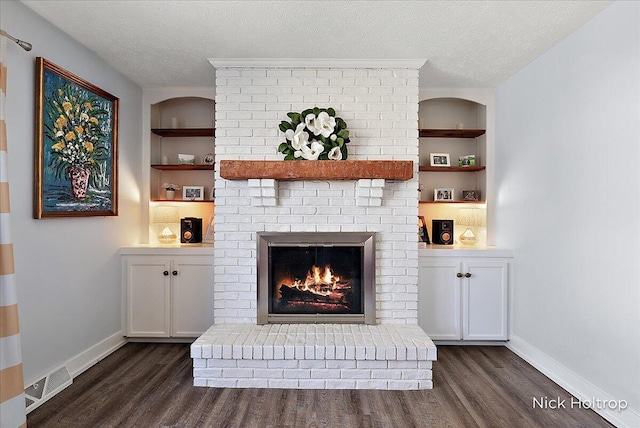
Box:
1 1 142 382
3 0 639 421
495 0 639 420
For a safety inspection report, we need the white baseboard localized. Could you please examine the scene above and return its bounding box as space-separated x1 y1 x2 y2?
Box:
507 334 640 428
66 331 127 378
25 331 126 414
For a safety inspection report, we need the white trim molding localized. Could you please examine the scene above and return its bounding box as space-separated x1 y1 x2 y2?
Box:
65 331 127 378
24 332 126 414
508 335 640 428
208 58 427 69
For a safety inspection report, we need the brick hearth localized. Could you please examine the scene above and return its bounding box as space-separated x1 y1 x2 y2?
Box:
191 324 436 390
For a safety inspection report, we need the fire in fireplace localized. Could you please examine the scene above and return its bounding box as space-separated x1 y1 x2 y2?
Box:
257 232 375 324
271 247 361 315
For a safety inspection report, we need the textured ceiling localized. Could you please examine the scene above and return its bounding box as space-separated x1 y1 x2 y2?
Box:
20 0 612 89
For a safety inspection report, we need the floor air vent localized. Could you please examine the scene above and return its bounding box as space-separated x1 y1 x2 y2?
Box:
24 365 72 413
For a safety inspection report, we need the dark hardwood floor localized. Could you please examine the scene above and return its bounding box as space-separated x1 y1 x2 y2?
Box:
27 343 612 428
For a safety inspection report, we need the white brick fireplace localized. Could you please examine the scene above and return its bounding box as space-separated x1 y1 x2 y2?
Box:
190 59 436 390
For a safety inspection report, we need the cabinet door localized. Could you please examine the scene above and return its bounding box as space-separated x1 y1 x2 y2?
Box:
171 257 214 337
462 262 508 340
125 257 171 337
418 262 461 340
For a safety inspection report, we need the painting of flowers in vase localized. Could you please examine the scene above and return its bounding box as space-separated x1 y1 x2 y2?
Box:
34 58 119 218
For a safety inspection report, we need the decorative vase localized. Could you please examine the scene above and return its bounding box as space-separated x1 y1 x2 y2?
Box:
165 189 176 200
70 166 90 200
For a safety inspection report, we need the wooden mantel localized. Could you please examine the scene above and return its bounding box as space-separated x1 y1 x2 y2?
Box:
219 160 414 181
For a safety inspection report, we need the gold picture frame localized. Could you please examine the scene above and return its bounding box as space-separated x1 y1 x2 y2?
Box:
34 58 119 218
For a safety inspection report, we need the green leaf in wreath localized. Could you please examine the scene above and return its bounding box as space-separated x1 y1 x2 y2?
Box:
278 142 289 152
341 146 348 160
287 112 301 124
337 137 344 147
313 107 320 116
284 153 295 160
279 121 292 132
338 129 349 139
336 118 347 129
327 107 336 117
301 109 313 118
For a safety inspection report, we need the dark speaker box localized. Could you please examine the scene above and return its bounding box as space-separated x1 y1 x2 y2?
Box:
180 217 203 243
432 219 454 245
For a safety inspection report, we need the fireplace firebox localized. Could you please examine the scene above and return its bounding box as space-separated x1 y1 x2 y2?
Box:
257 232 375 324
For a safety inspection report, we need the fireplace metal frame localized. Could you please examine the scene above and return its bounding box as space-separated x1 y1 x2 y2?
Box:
257 232 376 325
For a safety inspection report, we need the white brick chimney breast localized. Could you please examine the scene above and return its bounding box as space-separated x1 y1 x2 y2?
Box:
210 60 423 325
191 60 436 391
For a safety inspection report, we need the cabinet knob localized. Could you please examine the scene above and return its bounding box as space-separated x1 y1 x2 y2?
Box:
465 273 472 278
163 270 169 276
456 272 463 278
172 270 178 276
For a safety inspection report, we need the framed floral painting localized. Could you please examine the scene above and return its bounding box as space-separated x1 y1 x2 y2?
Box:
34 58 119 218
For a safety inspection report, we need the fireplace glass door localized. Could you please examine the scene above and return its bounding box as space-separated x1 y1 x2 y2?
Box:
257 232 375 324
269 246 363 316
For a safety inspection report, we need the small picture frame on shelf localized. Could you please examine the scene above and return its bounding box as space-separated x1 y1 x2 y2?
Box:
203 215 215 243
430 153 450 167
209 186 215 201
178 154 195 165
458 154 476 167
203 153 215 165
183 185 204 201
462 190 481 201
434 188 454 202
418 216 430 244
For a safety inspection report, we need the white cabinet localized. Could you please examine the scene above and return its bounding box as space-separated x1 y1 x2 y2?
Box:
121 246 214 339
418 249 511 341
125 256 171 337
418 261 461 340
462 261 508 340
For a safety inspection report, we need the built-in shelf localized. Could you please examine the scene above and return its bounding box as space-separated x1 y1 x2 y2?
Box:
151 128 215 137
419 129 485 138
220 160 414 181
150 199 214 203
151 164 214 171
419 166 486 172
419 200 485 205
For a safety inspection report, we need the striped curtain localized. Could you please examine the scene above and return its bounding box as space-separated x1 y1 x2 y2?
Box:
0 40 27 428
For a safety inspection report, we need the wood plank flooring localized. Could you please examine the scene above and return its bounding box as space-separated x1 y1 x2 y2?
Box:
27 343 612 428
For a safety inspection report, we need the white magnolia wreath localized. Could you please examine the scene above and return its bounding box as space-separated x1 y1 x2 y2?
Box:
278 107 350 160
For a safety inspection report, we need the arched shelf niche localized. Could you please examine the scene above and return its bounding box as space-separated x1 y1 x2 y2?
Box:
141 89 216 244
418 95 490 246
